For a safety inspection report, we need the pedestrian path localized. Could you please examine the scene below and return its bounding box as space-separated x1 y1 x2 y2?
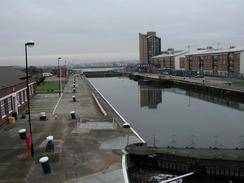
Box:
0 74 141 183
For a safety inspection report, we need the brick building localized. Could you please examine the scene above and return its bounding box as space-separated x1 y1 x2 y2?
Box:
152 49 188 70
0 67 35 126
182 47 244 77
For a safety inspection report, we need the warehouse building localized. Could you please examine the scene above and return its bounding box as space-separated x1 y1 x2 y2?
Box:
0 67 35 126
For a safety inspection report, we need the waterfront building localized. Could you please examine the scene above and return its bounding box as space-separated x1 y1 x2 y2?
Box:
152 49 188 71
0 67 35 126
183 47 244 77
139 31 161 65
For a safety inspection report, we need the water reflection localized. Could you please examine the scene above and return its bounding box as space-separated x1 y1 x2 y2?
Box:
139 84 244 111
175 87 244 111
89 77 244 148
140 85 162 109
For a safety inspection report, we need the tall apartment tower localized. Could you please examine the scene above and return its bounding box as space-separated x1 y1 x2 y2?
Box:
139 31 161 64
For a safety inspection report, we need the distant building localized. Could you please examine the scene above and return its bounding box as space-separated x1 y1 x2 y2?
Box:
42 72 53 77
57 67 66 77
184 47 244 77
152 49 188 70
0 67 35 126
139 31 161 65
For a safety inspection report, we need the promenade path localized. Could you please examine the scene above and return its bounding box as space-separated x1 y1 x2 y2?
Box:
0 75 141 183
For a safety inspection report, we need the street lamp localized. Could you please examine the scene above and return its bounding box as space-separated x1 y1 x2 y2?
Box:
58 57 62 96
25 40 35 157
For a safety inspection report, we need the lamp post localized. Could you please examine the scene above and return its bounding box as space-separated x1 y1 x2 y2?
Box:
25 40 35 157
58 57 62 96
65 60 67 79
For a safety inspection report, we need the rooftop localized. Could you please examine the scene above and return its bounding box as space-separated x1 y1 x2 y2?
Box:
0 66 26 90
186 47 244 56
152 50 188 59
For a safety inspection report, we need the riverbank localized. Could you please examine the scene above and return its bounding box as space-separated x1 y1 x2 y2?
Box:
0 74 142 183
128 72 244 102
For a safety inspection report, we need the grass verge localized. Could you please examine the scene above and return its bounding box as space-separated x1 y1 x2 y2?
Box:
36 81 66 93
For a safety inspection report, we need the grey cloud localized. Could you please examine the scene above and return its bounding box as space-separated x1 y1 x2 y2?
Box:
0 0 244 65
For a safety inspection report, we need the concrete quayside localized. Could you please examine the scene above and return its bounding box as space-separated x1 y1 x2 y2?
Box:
0 74 143 183
128 72 244 102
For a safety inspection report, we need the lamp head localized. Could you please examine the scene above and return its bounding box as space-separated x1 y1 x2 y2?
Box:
25 40 35 47
58 57 62 60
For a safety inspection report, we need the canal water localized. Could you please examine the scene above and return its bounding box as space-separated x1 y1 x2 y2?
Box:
89 77 244 149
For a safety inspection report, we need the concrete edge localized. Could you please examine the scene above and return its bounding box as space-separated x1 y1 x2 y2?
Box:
130 127 146 143
91 92 107 116
87 78 146 143
122 149 129 183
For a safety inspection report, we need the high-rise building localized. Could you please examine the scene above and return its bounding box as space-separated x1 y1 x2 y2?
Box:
139 31 161 65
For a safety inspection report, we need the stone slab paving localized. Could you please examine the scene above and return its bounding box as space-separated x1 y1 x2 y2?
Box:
73 169 124 183
0 93 60 183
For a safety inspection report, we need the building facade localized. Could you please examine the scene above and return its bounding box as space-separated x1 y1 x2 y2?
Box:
152 49 188 70
0 67 35 126
183 48 244 77
139 31 161 65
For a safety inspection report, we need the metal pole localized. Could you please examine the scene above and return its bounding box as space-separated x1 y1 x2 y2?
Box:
58 58 61 96
65 60 67 79
60 66 62 94
25 44 34 157
153 134 156 147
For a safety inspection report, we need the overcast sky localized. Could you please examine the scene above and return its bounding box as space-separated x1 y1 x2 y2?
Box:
0 0 244 66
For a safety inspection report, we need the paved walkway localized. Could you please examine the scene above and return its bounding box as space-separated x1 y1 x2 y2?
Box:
0 75 141 183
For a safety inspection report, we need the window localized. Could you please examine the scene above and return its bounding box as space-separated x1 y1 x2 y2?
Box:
29 85 33 95
8 97 12 112
32 85 34 94
0 100 6 118
21 91 24 104
16 93 20 106
24 90 27 101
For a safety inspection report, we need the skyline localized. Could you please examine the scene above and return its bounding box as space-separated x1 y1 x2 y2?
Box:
0 0 244 66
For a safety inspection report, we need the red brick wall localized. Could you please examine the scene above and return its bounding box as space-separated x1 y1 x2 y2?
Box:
185 52 241 75
180 57 186 69
234 53 240 74
203 56 213 71
155 57 175 69
218 54 228 72
191 56 199 71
